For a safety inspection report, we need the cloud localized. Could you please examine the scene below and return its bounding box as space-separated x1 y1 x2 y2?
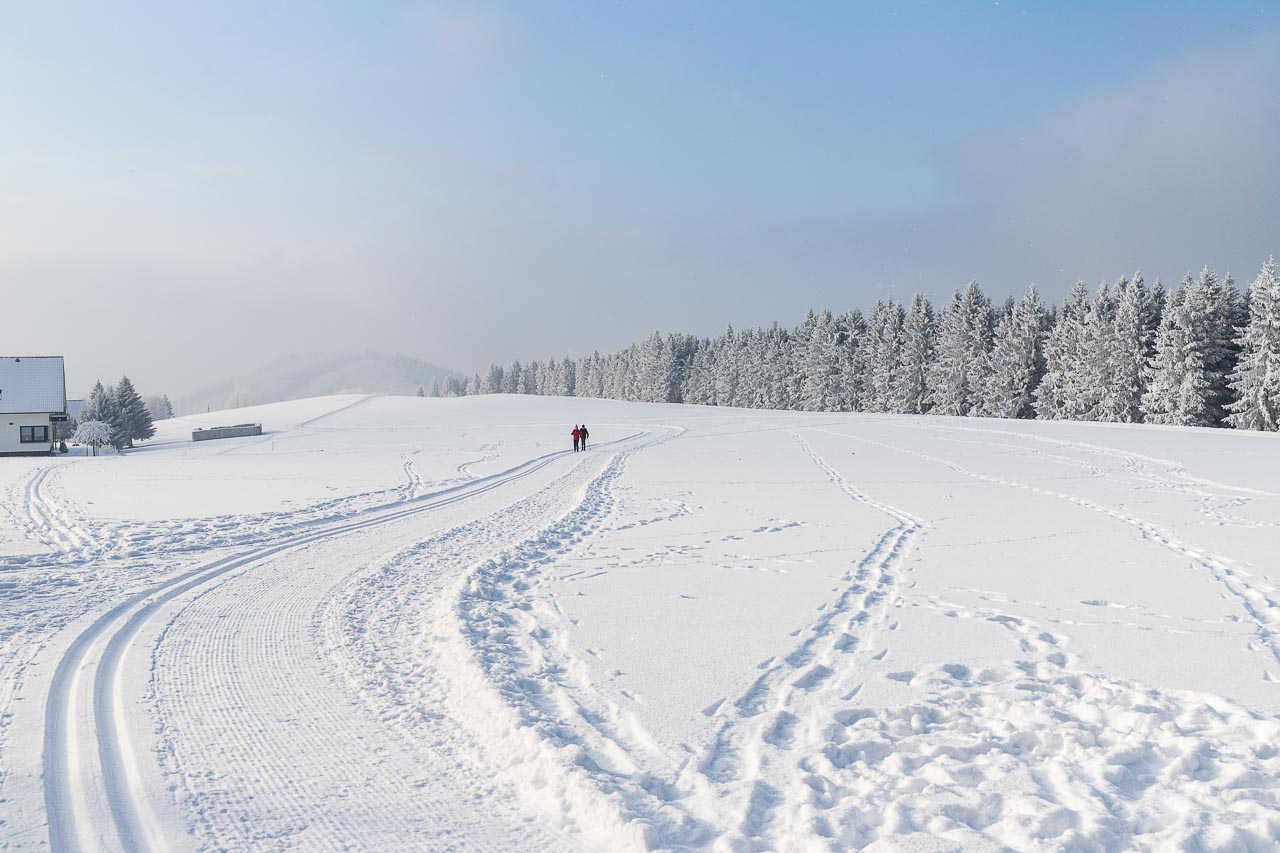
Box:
930 31 1280 286
687 30 1280 322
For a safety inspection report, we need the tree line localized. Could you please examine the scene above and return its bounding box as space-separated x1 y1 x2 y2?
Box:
458 259 1280 431
70 377 168 454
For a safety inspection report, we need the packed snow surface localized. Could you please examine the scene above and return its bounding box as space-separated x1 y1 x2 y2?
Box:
2 395 1278 851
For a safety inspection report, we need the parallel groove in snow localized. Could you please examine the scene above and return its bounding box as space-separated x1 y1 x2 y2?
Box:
9 401 1279 853
42 437 621 852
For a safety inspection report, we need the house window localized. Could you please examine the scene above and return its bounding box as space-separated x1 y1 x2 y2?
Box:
20 425 49 443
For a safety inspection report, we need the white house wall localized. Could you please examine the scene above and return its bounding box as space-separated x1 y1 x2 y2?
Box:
0 412 54 455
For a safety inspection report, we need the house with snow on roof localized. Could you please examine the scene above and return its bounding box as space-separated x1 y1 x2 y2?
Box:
0 356 67 456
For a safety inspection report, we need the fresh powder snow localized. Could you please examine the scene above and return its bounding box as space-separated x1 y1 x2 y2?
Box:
1 394 1278 851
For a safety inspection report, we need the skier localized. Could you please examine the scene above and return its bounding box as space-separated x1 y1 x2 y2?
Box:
572 425 581 452
579 424 589 450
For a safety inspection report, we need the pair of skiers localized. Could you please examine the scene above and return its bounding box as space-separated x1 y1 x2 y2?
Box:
571 424 590 452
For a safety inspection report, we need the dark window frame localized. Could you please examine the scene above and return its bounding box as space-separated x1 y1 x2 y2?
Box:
20 425 50 443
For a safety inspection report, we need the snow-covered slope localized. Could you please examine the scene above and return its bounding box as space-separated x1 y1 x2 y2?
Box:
174 351 459 415
1 395 1277 851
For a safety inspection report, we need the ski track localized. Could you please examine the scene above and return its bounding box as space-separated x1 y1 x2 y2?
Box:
685 423 1280 851
211 394 378 457
822 425 1280 668
9 405 1280 852
904 420 1280 501
400 452 424 500
325 427 709 851
456 441 502 481
332 420 935 850
40 435 642 852
6 472 431 570
18 464 92 560
781 588 1280 850
920 424 1280 533
310 416 1280 851
688 429 927 850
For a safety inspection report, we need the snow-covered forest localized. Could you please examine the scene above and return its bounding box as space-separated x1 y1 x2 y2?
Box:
463 261 1280 430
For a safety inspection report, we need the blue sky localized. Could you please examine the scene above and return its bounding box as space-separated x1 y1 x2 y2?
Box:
3 2 1278 395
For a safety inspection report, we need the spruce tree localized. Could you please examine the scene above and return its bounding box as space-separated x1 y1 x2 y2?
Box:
927 282 993 416
838 309 870 412
1226 258 1280 431
1142 284 1214 426
1035 282 1090 419
485 364 505 394
798 311 842 412
113 376 154 448
637 332 678 403
761 323 792 411
520 362 539 395
866 299 905 413
1179 267 1239 425
1100 274 1155 423
84 380 109 423
978 284 1045 419
712 325 740 407
85 382 123 450
1079 281 1118 420
895 294 936 415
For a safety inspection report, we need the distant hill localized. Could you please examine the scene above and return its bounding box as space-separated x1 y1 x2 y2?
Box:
176 351 461 415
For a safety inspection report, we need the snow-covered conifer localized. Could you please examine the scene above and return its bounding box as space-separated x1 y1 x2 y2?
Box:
866 300 905 412
1142 282 1214 426
485 364 505 394
927 282 993 416
1226 258 1280 431
798 310 842 412
760 323 792 411
561 357 577 397
520 362 540 395
710 326 739 407
1076 281 1118 420
108 376 152 449
978 284 1045 419
1097 274 1155 422
837 309 869 412
895 294 936 415
1035 282 1090 420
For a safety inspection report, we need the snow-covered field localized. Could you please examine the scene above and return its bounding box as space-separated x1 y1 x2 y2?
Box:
1 394 1278 851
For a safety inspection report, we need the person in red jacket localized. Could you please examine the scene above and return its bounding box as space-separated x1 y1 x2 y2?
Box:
571 426 581 452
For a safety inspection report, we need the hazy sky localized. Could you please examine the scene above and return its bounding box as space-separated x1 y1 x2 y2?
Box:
3 2 1279 396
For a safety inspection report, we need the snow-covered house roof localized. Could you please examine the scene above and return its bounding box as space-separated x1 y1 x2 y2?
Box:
0 356 66 415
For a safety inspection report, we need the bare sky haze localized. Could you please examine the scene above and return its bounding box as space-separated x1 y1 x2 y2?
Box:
3 2 1278 397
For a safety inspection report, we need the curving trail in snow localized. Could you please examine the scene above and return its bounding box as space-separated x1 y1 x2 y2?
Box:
2 396 1279 851
41 443 604 851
